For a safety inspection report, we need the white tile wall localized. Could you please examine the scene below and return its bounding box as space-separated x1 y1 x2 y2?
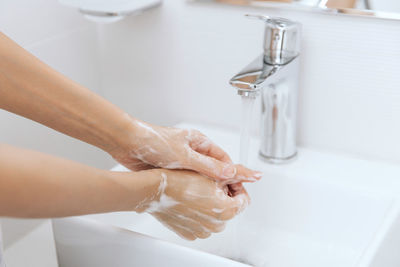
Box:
0 0 89 47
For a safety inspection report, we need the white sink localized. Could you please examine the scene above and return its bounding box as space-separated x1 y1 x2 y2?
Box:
52 123 400 267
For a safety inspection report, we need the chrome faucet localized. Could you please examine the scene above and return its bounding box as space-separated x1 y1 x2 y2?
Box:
230 15 301 164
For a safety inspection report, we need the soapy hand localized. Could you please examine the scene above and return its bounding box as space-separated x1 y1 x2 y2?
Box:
111 117 262 183
137 169 249 240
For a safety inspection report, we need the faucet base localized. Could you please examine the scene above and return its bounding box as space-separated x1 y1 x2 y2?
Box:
258 151 298 164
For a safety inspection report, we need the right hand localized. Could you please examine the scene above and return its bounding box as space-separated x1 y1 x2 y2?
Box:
110 118 262 183
138 169 250 240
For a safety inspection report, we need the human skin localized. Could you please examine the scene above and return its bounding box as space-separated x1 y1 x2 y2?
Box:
0 32 260 182
0 145 247 239
0 32 259 239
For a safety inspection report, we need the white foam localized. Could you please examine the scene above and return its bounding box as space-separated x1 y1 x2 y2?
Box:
136 121 160 136
188 208 226 226
212 208 225 213
163 162 183 169
146 173 179 213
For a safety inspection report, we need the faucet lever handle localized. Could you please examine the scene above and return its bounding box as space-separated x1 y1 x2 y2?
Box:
245 14 301 65
245 14 272 21
245 14 294 26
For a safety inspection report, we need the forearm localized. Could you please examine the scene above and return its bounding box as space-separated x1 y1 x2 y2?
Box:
0 144 161 218
0 32 133 154
0 33 260 183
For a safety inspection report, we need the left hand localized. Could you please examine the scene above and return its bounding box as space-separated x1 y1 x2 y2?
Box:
110 118 262 183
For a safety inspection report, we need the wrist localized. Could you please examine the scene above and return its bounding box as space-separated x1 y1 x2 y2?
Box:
105 114 158 154
109 168 163 213
103 113 138 156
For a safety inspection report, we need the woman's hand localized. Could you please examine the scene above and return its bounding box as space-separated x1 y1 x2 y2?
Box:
0 32 260 185
0 144 248 231
111 118 262 183
0 32 259 184
130 169 249 240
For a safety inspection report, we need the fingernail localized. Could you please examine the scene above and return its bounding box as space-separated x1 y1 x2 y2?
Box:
254 171 263 179
222 165 237 179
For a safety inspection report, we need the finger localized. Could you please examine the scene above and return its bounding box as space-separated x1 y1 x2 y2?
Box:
189 134 232 164
218 208 237 221
171 213 211 242
232 192 250 214
234 164 263 183
216 165 262 186
218 188 250 219
171 224 197 241
186 150 237 181
196 231 211 239
152 212 197 241
166 207 218 239
171 205 226 233
168 209 208 235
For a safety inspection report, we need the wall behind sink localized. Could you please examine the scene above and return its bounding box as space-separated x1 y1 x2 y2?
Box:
98 0 400 164
0 0 115 169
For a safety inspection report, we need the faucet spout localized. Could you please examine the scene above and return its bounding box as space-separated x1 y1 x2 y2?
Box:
230 54 284 96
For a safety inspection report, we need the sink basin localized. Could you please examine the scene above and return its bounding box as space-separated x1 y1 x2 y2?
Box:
52 123 400 267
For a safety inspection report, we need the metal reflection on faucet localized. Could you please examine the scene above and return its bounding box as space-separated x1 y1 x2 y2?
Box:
230 15 301 164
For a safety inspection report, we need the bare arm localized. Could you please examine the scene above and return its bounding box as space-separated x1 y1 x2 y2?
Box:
0 32 260 182
0 32 132 154
0 144 248 240
0 144 160 218
0 31 254 240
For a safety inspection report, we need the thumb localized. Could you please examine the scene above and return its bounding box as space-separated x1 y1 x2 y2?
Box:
187 151 237 181
232 192 250 214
